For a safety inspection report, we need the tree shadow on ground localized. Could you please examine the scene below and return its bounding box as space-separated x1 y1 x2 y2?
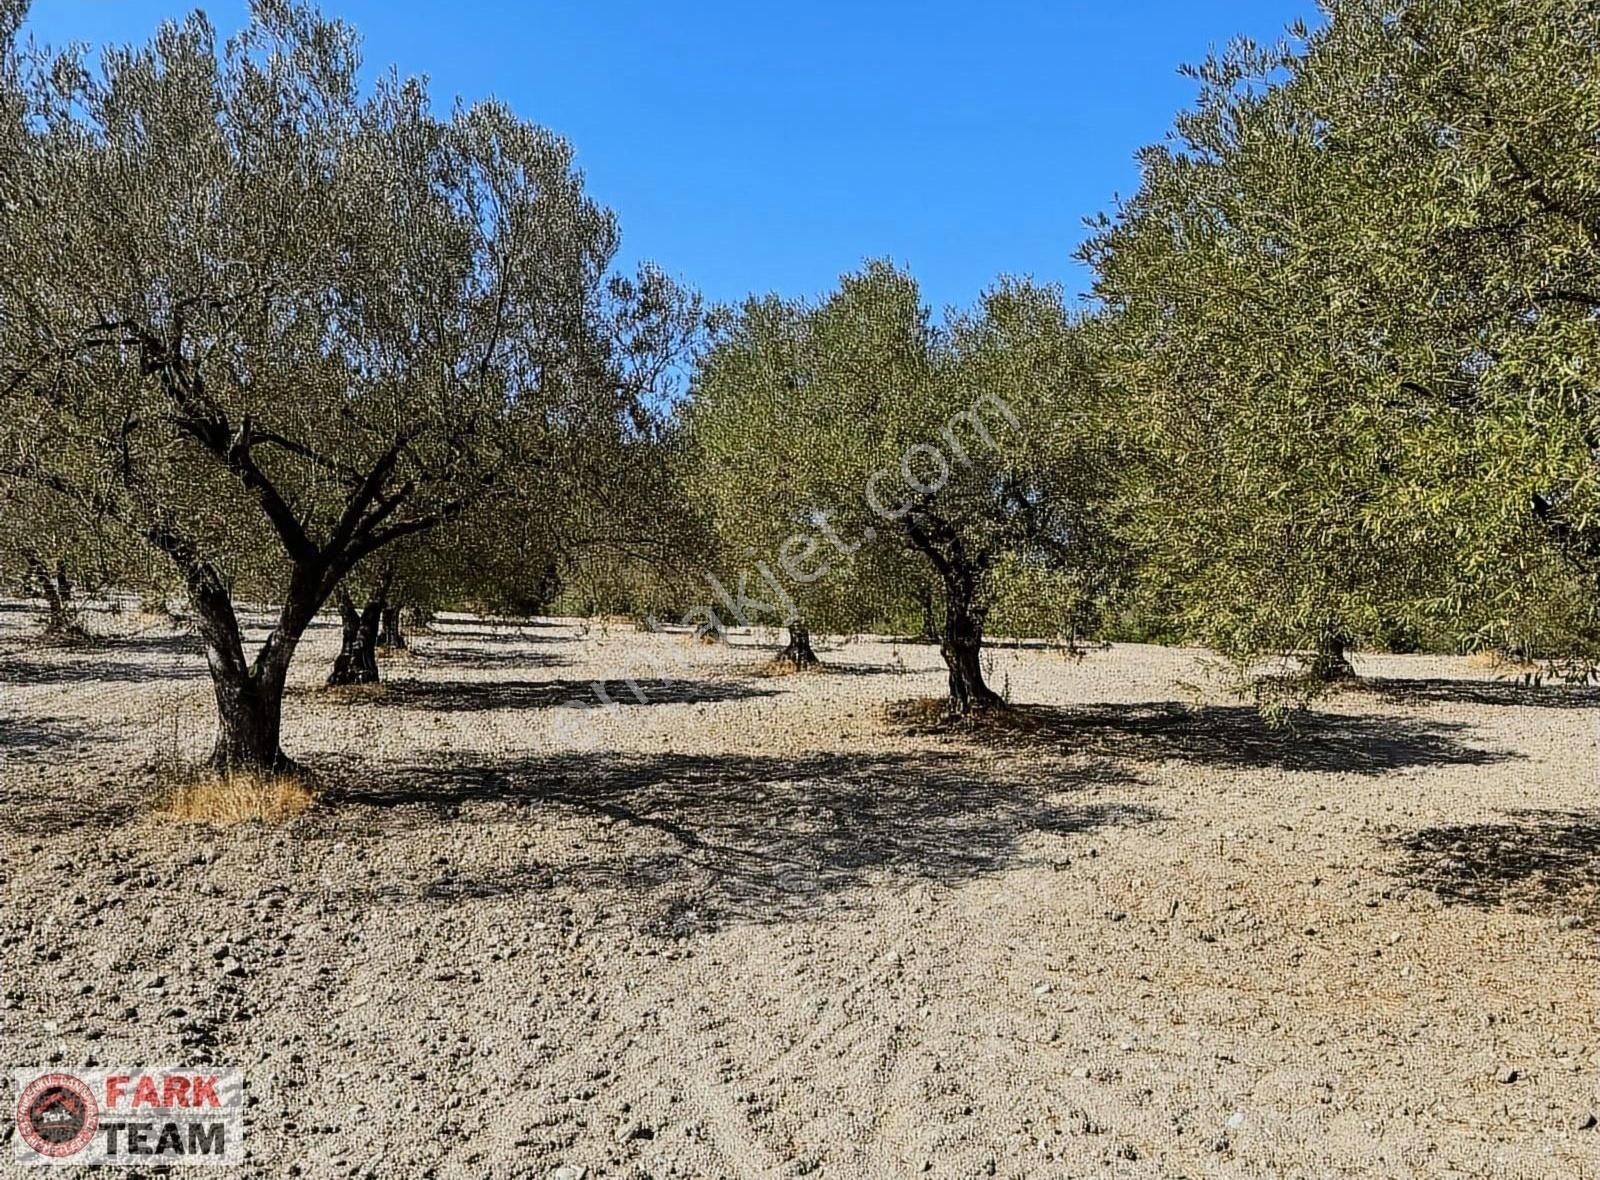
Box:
818 661 924 678
423 620 574 644
896 701 1516 775
0 717 132 835
0 715 113 762
1365 677 1600 711
100 631 203 656
0 652 205 685
1393 811 1600 914
374 677 775 713
409 644 572 671
318 750 1156 928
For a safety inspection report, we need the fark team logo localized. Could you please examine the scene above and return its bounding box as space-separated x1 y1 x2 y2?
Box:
12 1069 243 1167
16 1074 98 1158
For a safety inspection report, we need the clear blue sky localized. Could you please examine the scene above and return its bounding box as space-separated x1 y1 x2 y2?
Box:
24 1 1317 312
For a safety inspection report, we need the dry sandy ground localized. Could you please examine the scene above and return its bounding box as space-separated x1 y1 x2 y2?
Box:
1 600 1597 1179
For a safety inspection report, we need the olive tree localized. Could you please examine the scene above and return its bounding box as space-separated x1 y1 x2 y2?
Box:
1295 0 1600 670
682 295 890 667
689 262 1117 713
320 264 709 684
1085 0 1600 686
0 1 624 770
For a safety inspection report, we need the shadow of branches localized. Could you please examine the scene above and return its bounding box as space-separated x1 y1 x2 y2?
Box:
318 750 1157 928
0 715 113 763
374 677 775 713
0 653 205 685
1367 677 1600 710
408 644 572 671
1393 810 1600 913
893 701 1515 775
0 717 131 835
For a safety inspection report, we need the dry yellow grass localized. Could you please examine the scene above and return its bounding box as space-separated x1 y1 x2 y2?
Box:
157 772 314 825
1467 649 1540 676
313 682 386 704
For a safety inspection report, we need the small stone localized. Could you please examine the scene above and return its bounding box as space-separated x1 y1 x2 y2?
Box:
1225 1111 1245 1130
220 958 246 979
1578 1112 1597 1131
141 973 166 990
1496 1067 1519 1084
550 1167 586 1180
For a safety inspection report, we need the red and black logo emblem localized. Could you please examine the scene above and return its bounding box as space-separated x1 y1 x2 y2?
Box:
16 1072 99 1157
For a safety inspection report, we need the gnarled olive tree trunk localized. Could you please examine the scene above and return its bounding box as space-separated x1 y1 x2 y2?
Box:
327 592 383 686
26 554 79 637
185 557 326 776
940 580 1003 714
327 567 395 686
774 619 820 669
376 605 407 651
906 512 1003 715
1309 631 1357 683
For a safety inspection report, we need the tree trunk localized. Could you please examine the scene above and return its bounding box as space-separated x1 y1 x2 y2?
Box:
327 591 383 686
209 658 293 775
774 620 820 668
28 555 78 636
1309 633 1357 682
376 605 407 651
186 566 309 777
941 592 1004 715
915 586 940 644
904 514 1004 716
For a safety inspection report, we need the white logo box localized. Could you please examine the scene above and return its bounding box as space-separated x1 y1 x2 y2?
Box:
12 1068 244 1167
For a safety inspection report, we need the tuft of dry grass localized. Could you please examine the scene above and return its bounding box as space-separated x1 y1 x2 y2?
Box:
157 771 314 825
1467 649 1539 676
882 696 1036 735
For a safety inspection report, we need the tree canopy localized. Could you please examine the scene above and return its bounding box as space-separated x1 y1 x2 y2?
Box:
0 0 682 766
1086 0 1600 688
687 262 1121 711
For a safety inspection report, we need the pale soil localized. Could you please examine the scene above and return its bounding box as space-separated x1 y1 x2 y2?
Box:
1 601 1597 1179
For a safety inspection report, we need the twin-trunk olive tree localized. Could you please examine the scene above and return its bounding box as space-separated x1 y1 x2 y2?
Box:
688 262 1118 714
318 262 710 687
0 0 638 771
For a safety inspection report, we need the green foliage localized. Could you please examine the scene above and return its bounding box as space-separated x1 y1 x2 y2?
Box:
1086 0 1600 679
0 0 696 766
686 261 1122 706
